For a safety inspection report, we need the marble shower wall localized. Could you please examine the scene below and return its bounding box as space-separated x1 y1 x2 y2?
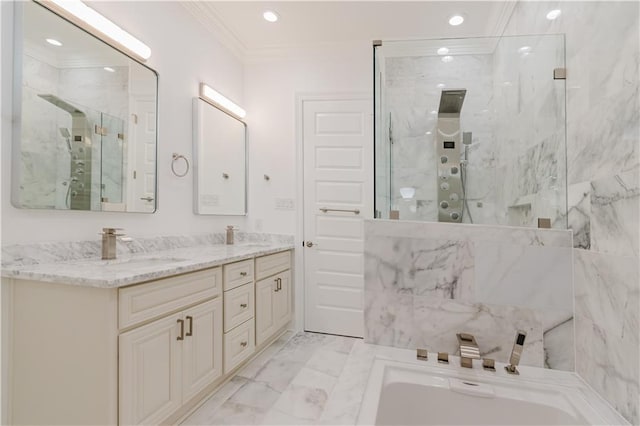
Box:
383 54 496 223
364 219 574 371
503 2 639 423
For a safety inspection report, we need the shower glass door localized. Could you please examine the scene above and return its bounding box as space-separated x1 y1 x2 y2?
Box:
374 34 567 229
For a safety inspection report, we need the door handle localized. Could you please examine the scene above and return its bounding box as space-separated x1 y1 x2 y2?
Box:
140 196 154 202
274 278 280 292
186 316 193 336
240 303 248 308
306 241 314 248
177 319 184 341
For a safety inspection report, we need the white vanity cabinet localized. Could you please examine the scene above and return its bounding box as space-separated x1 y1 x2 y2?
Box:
222 259 256 373
255 251 292 347
119 298 223 425
5 248 293 426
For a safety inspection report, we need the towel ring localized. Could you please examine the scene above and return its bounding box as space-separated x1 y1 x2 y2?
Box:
171 153 189 177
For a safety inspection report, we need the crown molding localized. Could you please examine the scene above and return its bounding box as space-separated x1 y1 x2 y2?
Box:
181 1 248 62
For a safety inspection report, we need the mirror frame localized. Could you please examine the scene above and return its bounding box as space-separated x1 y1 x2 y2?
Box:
11 0 160 213
192 97 248 216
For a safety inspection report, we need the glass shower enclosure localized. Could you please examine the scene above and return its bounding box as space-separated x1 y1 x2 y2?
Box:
374 35 567 228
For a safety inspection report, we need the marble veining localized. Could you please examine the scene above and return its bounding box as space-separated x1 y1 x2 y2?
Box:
1 232 294 288
364 219 574 371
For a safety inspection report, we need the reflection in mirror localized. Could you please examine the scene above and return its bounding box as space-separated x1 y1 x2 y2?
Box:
193 98 247 216
12 1 158 212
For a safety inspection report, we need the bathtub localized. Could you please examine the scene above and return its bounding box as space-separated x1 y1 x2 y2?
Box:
357 358 628 425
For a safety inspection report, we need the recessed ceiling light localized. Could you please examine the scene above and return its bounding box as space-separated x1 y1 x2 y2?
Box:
103 67 115 73
263 10 279 22
546 9 561 20
448 15 465 26
430 110 437 115
518 46 531 54
46 38 62 47
426 131 432 135
441 55 454 63
437 47 449 55
437 83 446 88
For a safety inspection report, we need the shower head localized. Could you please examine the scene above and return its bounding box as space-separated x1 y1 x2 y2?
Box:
59 128 71 138
438 89 467 116
38 94 85 117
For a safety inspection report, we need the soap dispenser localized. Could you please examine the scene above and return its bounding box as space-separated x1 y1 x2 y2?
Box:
226 225 235 245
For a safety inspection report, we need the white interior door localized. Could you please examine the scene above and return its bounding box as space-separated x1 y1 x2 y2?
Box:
303 97 373 337
128 97 156 212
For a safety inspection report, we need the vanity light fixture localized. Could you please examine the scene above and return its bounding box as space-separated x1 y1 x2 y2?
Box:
448 14 465 26
103 66 115 73
46 38 63 46
263 10 279 22
546 9 562 20
199 83 246 120
437 47 449 55
42 0 152 61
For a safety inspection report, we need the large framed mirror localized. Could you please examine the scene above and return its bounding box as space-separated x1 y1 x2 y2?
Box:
193 98 247 215
11 1 158 213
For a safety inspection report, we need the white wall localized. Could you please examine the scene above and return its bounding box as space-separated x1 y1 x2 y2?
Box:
1 1 247 245
243 42 372 330
244 42 372 235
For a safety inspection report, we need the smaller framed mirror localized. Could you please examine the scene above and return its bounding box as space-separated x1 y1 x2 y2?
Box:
193 98 247 215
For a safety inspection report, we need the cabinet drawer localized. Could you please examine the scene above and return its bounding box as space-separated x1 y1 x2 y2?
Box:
223 319 255 373
223 259 254 291
119 268 222 330
255 251 291 280
223 283 254 333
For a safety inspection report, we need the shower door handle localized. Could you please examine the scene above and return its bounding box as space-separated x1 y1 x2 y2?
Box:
140 196 154 202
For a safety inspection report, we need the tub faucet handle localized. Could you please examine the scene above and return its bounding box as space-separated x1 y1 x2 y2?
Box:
457 332 480 368
505 330 527 375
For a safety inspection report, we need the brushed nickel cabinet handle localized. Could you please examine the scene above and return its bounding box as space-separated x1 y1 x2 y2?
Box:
186 316 193 336
240 341 248 347
240 303 248 308
240 272 248 277
177 319 184 341
274 278 279 292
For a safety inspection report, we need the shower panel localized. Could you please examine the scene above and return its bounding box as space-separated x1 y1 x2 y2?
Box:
436 89 466 223
38 94 92 210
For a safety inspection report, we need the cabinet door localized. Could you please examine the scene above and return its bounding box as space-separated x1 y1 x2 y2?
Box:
119 313 182 426
274 270 292 330
255 276 277 346
182 298 223 402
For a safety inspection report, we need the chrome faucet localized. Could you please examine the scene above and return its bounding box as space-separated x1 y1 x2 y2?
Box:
101 227 124 260
505 330 527 375
457 332 480 368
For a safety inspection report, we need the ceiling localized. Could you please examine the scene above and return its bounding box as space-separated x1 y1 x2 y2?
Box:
182 1 517 61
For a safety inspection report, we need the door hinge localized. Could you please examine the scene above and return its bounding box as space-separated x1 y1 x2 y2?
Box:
132 113 138 124
94 125 107 136
133 170 137 179
553 68 566 80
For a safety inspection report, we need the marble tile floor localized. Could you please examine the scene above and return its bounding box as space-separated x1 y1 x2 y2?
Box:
182 331 403 426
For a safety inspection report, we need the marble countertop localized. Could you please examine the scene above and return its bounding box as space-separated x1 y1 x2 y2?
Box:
2 242 294 288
